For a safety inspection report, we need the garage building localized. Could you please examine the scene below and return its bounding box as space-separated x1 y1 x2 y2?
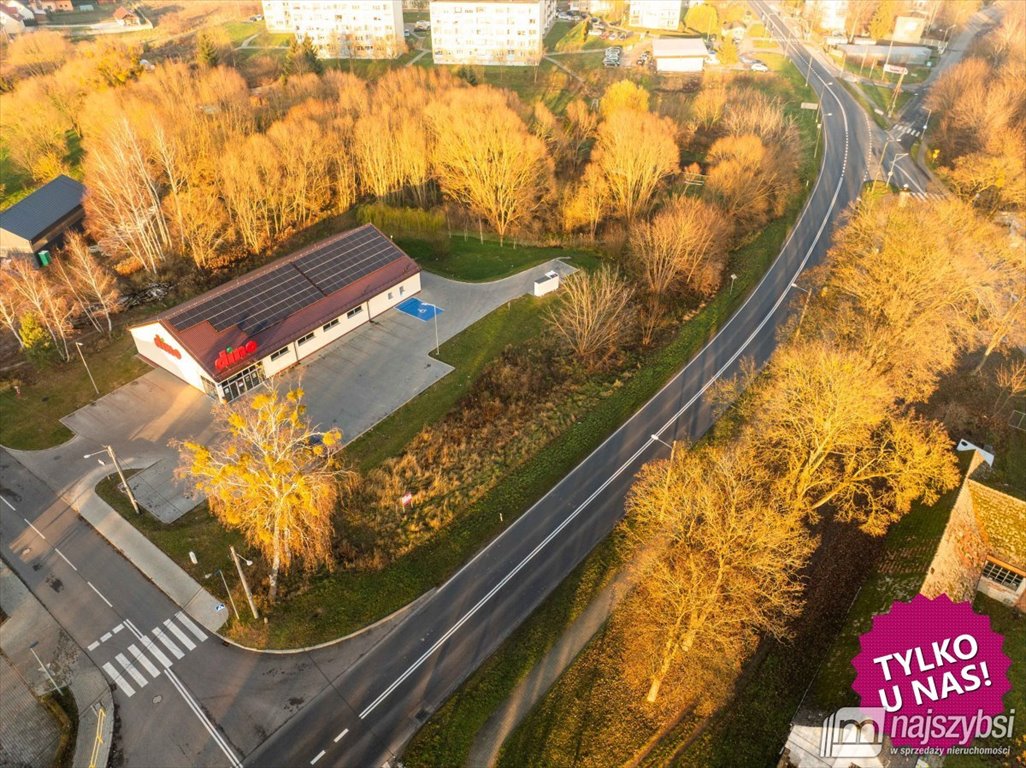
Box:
130 224 421 402
0 175 85 260
651 36 708 73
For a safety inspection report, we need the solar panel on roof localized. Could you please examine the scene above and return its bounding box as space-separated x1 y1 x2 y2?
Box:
166 227 406 334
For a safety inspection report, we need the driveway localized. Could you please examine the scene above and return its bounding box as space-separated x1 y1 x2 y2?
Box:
16 261 575 523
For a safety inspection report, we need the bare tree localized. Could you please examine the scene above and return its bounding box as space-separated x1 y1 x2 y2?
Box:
61 232 121 334
0 275 24 350
547 267 635 370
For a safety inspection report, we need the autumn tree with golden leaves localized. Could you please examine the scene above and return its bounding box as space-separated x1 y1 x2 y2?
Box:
177 388 352 602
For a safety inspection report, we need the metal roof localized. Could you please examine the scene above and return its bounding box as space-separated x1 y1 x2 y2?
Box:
145 224 421 380
0 175 85 241
651 37 709 58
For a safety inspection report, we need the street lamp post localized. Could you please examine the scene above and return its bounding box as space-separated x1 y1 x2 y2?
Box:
887 152 909 185
75 341 99 396
921 106 933 140
805 48 814 87
877 138 898 182
230 545 259 620
84 446 140 514
791 281 812 339
729 273 738 296
423 302 440 356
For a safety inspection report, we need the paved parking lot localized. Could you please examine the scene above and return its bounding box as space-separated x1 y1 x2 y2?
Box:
29 261 575 522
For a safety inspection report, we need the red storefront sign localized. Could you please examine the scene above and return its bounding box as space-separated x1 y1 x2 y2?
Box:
215 339 259 371
154 334 182 359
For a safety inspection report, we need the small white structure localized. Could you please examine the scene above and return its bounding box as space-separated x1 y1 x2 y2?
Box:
533 270 560 297
651 36 708 73
0 4 26 34
430 0 557 66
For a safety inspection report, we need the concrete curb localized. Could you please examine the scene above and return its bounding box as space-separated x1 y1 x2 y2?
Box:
6 442 229 634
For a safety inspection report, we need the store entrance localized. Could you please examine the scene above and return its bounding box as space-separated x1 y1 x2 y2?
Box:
220 364 264 402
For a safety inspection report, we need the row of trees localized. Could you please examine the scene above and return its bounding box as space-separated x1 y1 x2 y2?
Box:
927 1 1026 212
0 233 121 361
614 192 1022 716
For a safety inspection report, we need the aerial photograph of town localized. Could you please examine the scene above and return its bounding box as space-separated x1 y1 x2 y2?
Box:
0 0 1022 766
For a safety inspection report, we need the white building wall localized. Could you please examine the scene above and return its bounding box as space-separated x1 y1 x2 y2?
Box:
130 322 209 391
260 0 405 58
368 273 421 317
430 0 556 66
656 56 703 73
628 0 681 30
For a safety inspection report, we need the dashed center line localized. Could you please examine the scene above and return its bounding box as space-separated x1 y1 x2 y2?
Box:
310 749 326 765
53 547 78 571
334 728 349 743
88 582 114 608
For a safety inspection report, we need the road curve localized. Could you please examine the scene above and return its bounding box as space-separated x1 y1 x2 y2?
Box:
247 9 871 768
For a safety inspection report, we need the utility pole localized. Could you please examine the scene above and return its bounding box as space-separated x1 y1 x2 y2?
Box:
791 282 812 339
76 341 99 396
888 68 906 116
230 546 259 619
85 446 140 513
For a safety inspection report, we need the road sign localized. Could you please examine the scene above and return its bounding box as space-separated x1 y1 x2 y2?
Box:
800 102 819 110
882 64 908 75
215 603 226 613
400 492 413 507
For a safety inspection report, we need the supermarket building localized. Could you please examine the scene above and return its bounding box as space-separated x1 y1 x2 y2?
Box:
130 225 421 402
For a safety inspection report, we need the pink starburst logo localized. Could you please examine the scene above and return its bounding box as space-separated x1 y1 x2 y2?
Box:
851 594 1013 751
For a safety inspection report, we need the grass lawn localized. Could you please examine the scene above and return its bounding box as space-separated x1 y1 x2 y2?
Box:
946 595 1026 767
545 20 577 51
346 294 555 471
861 82 913 118
95 472 250 617
243 30 293 48
0 149 35 209
0 331 149 450
221 20 262 45
396 238 599 282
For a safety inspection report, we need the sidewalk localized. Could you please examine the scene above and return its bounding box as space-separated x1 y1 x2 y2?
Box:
0 561 115 768
466 571 632 768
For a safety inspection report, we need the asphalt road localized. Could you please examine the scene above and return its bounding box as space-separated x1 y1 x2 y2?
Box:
247 9 871 767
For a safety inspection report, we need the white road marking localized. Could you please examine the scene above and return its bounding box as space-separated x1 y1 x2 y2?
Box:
138 634 173 669
22 518 45 539
358 2 854 725
128 644 160 678
152 626 184 659
87 641 100 652
116 652 148 689
124 619 145 641
100 632 112 643
102 661 136 697
310 750 326 765
175 611 208 642
164 619 196 651
334 728 349 743
112 623 124 634
53 548 77 571
164 669 242 768
87 582 113 608
2 497 15 510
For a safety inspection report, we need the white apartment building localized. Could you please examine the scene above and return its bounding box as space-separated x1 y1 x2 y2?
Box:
262 0 405 58
627 0 681 31
430 0 557 66
803 0 849 34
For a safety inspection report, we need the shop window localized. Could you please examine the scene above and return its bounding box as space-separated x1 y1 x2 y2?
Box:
297 332 316 346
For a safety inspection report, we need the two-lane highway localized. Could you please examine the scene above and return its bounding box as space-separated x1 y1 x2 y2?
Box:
247 9 872 765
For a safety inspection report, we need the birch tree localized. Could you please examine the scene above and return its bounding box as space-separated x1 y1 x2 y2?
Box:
176 388 352 602
60 232 121 334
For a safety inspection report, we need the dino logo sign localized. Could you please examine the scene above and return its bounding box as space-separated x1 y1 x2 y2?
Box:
153 334 182 360
215 340 259 371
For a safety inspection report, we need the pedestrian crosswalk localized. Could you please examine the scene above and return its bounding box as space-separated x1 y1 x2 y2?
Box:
907 191 946 202
893 123 922 137
89 611 208 697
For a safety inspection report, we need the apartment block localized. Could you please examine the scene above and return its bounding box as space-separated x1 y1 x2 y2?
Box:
627 0 681 31
262 0 405 58
430 0 557 66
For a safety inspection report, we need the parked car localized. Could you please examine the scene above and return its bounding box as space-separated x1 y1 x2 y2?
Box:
751 60 769 72
414 20 430 31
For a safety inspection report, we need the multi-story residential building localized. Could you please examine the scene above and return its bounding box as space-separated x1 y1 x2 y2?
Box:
627 0 681 31
803 0 848 35
430 0 557 66
262 0 405 59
